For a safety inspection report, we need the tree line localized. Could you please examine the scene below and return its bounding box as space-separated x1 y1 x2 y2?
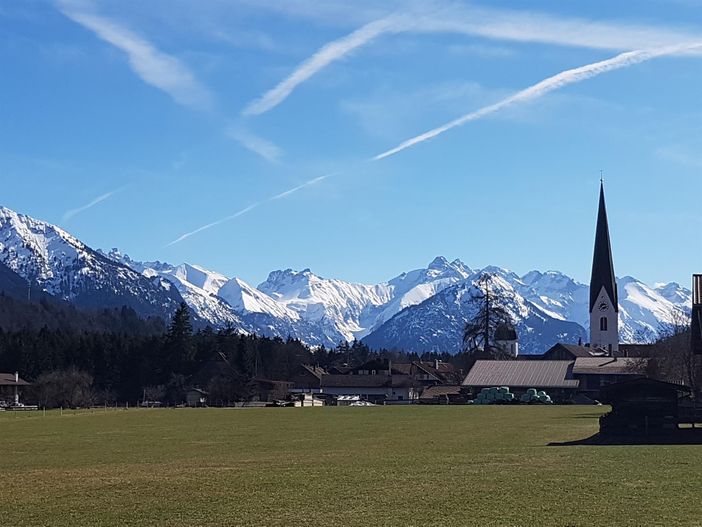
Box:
0 295 455 407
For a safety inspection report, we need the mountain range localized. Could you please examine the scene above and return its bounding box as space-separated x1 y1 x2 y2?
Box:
0 205 692 354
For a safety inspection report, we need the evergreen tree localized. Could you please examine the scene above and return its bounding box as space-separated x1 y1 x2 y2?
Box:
163 302 194 375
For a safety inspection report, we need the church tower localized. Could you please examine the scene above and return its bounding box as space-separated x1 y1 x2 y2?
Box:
589 181 619 354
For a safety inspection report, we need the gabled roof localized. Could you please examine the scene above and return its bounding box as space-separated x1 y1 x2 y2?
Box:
462 361 579 389
544 343 601 359
590 182 618 312
0 373 30 386
300 364 327 379
572 357 647 375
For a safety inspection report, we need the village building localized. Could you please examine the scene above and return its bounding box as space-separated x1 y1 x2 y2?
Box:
693 274 702 355
185 387 208 407
294 358 462 405
0 372 30 407
289 364 327 394
494 323 519 357
319 374 418 404
572 356 647 399
462 360 580 402
419 385 467 405
250 378 293 403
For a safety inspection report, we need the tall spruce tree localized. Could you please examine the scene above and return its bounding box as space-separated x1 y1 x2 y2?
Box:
462 273 513 359
165 302 194 375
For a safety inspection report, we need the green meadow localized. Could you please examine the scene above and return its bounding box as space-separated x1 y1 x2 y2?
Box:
2 406 701 526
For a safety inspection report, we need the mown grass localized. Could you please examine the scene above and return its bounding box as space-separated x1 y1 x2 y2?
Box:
1 406 701 526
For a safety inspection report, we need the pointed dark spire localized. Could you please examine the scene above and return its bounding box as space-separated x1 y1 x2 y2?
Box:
590 181 618 312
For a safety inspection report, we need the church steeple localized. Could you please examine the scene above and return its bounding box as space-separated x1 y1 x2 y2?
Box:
590 181 618 312
589 181 619 354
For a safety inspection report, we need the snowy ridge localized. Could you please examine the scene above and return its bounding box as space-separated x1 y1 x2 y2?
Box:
0 206 691 354
0 207 185 319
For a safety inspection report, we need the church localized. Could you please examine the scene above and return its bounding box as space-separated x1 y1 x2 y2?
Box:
462 182 647 401
589 181 620 355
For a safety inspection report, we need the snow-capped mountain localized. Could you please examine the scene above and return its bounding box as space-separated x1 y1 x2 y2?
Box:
0 207 185 319
256 256 471 344
0 205 691 354
364 267 692 354
363 270 588 354
105 251 331 346
101 250 243 328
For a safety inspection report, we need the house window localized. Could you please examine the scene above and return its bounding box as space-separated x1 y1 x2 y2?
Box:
600 317 608 331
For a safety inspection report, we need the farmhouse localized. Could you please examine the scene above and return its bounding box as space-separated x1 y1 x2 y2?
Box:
0 372 30 407
320 374 418 404
572 356 647 399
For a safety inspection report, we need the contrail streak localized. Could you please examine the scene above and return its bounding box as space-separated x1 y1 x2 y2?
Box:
165 203 261 247
374 42 702 161
63 187 126 221
171 42 702 246
165 175 331 247
242 17 398 116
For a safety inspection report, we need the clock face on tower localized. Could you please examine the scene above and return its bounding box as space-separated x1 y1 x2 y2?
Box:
598 301 609 312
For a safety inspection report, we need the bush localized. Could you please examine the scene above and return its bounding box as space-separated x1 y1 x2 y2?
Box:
30 368 95 408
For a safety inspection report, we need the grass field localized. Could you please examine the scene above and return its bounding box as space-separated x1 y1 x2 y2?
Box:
2 406 701 526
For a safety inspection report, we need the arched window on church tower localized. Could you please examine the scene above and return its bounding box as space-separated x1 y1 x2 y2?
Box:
600 317 608 331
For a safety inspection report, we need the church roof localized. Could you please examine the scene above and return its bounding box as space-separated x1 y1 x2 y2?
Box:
590 182 618 312
494 323 517 341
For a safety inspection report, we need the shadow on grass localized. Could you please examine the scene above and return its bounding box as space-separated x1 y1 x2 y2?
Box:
550 429 702 446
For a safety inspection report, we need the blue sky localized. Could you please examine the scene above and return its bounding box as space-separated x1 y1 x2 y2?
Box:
1 0 702 287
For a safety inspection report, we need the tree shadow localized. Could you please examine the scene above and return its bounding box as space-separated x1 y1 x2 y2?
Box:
550 429 702 446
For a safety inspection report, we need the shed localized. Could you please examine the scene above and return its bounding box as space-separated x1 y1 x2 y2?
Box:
599 378 691 436
185 388 208 407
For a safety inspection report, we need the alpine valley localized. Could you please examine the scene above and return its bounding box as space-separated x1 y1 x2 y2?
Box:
0 206 691 354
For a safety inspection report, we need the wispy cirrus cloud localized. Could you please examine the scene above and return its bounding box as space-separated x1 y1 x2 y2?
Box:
165 174 330 246
225 125 284 164
242 16 399 116
57 0 214 111
374 42 702 160
57 0 284 163
240 1 702 116
63 186 127 221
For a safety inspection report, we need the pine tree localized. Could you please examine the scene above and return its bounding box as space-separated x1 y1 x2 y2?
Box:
165 302 194 375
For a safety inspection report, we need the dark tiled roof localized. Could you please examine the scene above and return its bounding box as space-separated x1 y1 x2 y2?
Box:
543 343 601 358
572 357 647 375
321 374 391 388
494 323 518 341
300 364 327 379
391 363 413 375
0 373 30 386
590 182 618 312
462 361 579 389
